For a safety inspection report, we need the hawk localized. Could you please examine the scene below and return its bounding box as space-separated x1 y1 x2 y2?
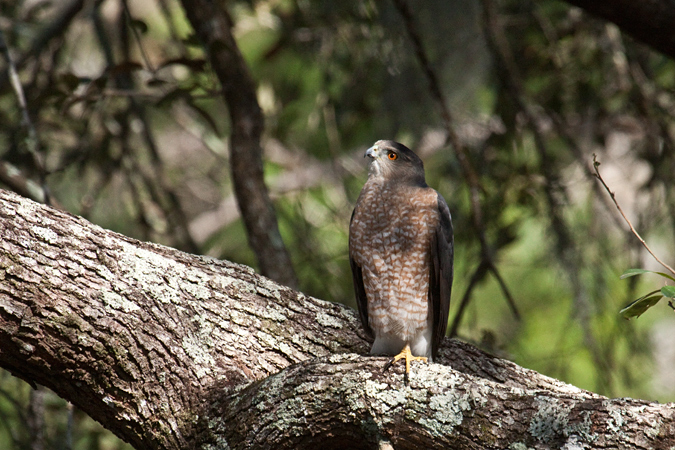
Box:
349 140 453 382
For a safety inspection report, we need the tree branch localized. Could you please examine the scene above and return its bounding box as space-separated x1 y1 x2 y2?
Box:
0 30 50 205
0 189 359 448
179 0 297 288
0 161 51 206
593 156 675 276
202 353 672 449
1 189 674 449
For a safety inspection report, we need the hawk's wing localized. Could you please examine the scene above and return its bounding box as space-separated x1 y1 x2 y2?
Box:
349 209 372 339
429 191 454 359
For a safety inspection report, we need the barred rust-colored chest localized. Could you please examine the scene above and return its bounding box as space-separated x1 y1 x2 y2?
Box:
349 180 439 341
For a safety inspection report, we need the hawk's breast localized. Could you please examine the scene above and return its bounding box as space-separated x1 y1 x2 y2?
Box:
350 180 440 342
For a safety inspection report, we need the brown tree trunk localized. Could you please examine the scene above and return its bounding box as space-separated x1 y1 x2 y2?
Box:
179 0 298 289
0 189 673 449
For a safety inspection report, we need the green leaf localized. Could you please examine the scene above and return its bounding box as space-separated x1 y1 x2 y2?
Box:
620 268 675 282
620 268 654 279
656 272 675 283
620 294 663 319
661 286 675 299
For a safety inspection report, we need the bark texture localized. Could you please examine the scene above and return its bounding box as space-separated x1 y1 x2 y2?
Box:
0 188 674 450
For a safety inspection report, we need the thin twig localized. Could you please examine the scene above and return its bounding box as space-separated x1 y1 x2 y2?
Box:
487 259 521 320
0 30 51 205
449 260 489 338
592 155 675 276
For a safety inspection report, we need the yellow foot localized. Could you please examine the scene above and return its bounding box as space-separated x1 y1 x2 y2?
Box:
382 344 428 384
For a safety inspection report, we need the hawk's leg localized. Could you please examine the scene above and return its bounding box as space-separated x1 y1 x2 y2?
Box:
382 344 427 384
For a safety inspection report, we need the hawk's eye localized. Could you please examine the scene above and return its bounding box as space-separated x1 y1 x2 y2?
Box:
387 152 398 161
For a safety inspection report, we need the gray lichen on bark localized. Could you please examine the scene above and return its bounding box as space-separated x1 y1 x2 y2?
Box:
1 189 674 450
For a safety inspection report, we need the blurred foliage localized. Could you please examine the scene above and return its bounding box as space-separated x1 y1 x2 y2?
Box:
0 371 131 449
1 0 675 447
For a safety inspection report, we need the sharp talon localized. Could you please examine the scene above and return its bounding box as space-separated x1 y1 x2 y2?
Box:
382 344 428 383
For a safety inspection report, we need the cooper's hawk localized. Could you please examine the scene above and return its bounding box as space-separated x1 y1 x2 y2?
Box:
349 140 453 383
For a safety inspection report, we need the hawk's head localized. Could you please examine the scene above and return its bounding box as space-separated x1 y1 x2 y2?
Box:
365 140 426 186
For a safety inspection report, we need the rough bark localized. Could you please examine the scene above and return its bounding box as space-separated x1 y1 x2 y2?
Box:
178 0 298 289
564 0 675 59
0 188 673 450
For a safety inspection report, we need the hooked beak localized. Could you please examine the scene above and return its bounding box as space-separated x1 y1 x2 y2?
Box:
365 145 379 159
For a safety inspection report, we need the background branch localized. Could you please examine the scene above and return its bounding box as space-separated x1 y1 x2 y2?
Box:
392 0 519 333
565 0 675 59
0 30 50 205
482 0 614 394
0 0 86 91
179 0 298 288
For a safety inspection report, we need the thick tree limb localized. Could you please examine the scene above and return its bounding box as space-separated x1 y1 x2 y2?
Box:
0 189 674 449
178 0 298 288
203 354 673 450
0 189 360 449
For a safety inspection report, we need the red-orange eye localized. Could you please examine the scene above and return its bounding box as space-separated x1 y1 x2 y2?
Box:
387 152 398 160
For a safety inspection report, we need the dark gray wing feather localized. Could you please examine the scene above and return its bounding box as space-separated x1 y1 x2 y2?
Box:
429 191 454 359
349 209 372 339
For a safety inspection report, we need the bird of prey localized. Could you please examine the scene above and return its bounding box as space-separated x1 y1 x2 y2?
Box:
349 140 453 383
